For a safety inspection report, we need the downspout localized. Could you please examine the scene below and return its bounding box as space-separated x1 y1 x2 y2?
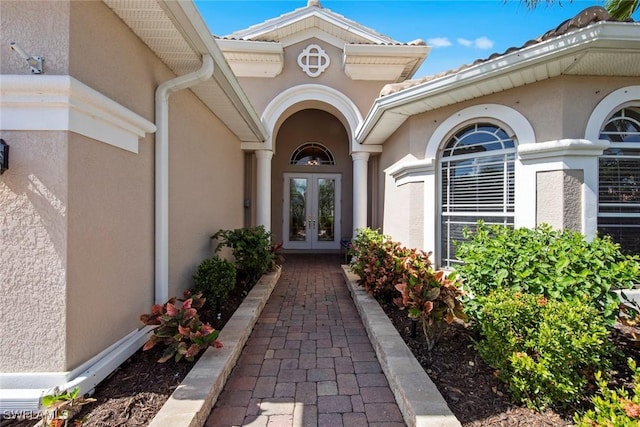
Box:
155 54 214 304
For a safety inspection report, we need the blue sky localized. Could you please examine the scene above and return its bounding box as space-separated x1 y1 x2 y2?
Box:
193 1 639 77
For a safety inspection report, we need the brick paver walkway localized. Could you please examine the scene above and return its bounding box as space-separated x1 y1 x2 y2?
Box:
206 254 405 427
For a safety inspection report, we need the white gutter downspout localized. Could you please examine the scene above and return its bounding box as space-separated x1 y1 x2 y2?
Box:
155 54 214 304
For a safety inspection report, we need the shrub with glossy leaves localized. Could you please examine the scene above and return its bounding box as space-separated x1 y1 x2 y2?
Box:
478 290 613 410
140 291 222 363
193 256 236 307
455 222 640 325
394 248 466 350
213 225 276 288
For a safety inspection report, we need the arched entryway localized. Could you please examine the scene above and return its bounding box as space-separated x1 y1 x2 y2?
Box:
272 109 353 250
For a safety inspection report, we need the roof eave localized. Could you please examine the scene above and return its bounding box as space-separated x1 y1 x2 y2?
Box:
356 22 640 146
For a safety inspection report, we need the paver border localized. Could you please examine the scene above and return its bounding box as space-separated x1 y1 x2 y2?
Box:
341 265 462 427
147 267 282 427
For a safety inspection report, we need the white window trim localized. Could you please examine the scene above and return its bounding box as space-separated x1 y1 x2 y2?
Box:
424 104 535 264
585 86 640 142
0 75 156 153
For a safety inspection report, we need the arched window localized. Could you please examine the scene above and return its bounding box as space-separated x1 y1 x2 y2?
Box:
440 123 516 267
598 106 640 254
290 142 335 166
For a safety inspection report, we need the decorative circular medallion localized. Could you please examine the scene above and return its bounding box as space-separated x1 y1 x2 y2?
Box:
297 44 330 77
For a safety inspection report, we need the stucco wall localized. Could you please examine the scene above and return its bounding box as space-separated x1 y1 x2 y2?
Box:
0 1 70 75
1 0 249 373
271 109 353 244
238 38 388 121
0 1 71 373
168 91 245 297
0 131 68 372
377 75 638 257
536 169 584 232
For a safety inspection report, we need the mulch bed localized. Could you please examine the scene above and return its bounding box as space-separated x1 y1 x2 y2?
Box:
379 299 640 427
3 269 639 427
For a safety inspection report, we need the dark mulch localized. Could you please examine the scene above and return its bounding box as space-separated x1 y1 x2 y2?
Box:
1 284 249 427
379 299 640 427
3 264 639 427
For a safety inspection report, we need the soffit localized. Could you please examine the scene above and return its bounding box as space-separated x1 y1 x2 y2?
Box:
102 0 266 143
358 21 640 146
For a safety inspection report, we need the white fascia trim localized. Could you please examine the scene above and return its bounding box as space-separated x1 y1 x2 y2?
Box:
344 43 430 57
385 157 435 186
0 75 156 153
215 39 284 54
279 28 350 50
232 8 396 46
518 139 610 162
356 22 640 145
0 326 155 413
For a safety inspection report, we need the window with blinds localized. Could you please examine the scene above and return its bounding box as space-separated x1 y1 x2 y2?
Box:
440 123 516 267
598 107 640 255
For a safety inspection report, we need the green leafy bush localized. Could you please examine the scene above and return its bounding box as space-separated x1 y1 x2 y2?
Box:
348 227 389 279
574 358 640 426
455 222 640 324
193 256 236 307
394 248 466 350
478 290 613 410
140 291 222 363
213 225 276 288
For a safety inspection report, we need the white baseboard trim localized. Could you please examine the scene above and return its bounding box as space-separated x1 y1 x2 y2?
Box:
0 326 156 413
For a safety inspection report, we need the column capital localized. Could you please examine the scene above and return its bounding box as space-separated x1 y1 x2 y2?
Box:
255 149 274 160
351 151 370 162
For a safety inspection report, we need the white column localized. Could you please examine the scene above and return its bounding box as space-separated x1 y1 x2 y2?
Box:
255 150 273 231
352 151 370 236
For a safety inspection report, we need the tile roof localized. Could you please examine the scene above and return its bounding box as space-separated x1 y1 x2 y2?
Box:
380 6 634 96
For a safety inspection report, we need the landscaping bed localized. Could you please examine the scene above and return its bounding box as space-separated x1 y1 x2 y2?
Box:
379 298 640 426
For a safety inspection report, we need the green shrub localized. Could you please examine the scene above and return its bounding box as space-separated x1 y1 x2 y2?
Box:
574 358 640 426
455 222 640 325
478 290 613 410
193 256 236 306
213 225 276 288
348 227 389 279
394 248 466 350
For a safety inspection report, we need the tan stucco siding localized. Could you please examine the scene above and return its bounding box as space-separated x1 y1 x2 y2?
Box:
238 39 388 122
0 131 69 372
168 91 246 298
69 1 159 121
66 132 154 370
0 0 70 75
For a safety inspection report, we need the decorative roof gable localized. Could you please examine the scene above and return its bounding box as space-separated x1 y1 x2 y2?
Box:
216 0 429 81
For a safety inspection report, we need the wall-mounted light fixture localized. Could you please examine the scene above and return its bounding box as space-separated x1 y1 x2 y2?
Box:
0 139 9 175
9 42 44 74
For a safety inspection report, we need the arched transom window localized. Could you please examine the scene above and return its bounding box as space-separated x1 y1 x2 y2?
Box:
440 123 516 267
598 106 640 254
290 142 335 166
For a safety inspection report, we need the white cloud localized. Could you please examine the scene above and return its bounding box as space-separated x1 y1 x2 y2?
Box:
427 37 452 48
474 36 494 50
457 36 495 50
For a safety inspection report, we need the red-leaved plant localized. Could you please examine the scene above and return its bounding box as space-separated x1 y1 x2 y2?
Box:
394 250 467 350
140 290 223 363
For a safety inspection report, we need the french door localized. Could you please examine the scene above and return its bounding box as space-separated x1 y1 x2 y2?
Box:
283 173 341 250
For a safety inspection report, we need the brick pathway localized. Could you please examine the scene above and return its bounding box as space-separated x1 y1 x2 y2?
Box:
206 254 405 427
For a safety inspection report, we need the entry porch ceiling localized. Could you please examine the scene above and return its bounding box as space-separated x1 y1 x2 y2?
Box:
102 0 266 143
357 22 640 146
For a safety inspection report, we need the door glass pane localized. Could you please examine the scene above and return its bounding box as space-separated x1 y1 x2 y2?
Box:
289 178 307 241
317 178 335 242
